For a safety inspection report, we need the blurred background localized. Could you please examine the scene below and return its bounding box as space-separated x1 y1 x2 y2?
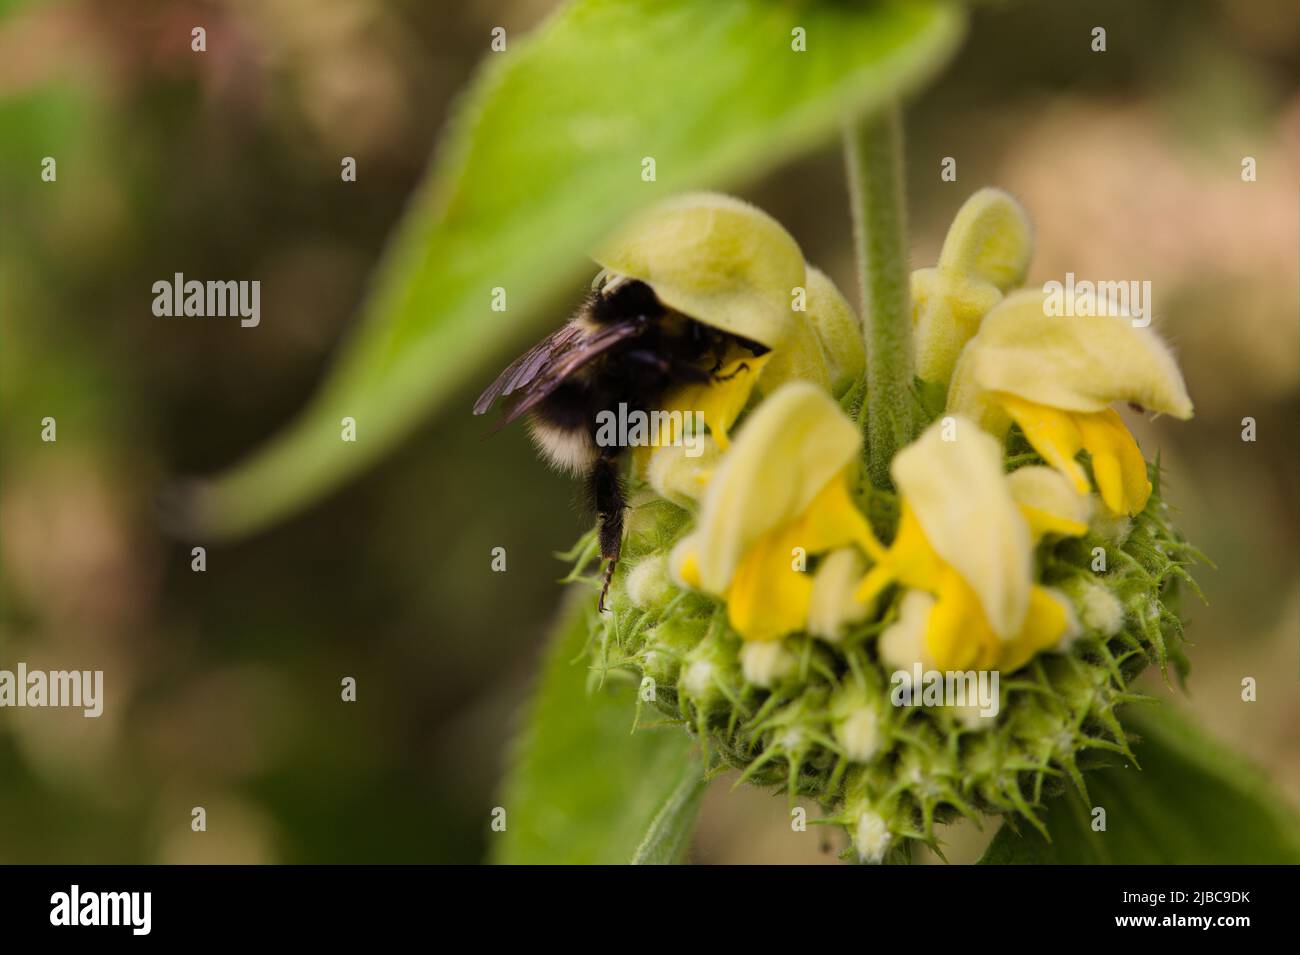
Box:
1 0 1296 863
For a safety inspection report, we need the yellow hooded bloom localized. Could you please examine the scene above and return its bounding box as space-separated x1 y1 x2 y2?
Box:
858 419 1083 674
947 289 1193 516
912 188 1033 385
593 192 807 351
594 193 795 458
670 382 877 642
596 193 859 456
757 266 864 399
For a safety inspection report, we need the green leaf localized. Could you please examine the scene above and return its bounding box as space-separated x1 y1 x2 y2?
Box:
630 763 709 865
492 590 703 864
979 705 1300 864
188 0 965 537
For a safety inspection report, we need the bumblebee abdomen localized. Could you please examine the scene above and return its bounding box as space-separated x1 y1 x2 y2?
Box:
527 380 600 475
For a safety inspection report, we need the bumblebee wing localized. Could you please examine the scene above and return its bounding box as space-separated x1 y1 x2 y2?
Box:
473 321 586 416
485 319 646 429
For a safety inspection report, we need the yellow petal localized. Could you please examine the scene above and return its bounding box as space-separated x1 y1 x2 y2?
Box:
652 349 770 454
592 192 806 349
690 382 862 594
755 266 862 398
936 188 1034 292
945 339 1010 436
999 394 1090 495
1075 408 1152 515
644 439 721 508
807 548 869 642
856 503 943 597
928 581 1075 675
727 473 881 642
911 189 1034 386
804 266 863 396
924 569 995 671
724 523 813 642
753 311 829 396
913 267 1003 384
855 563 896 609
1007 465 1092 540
890 418 1032 639
878 590 937 671
951 288 1193 420
669 533 702 589
1003 396 1152 516
789 471 881 558
995 586 1077 673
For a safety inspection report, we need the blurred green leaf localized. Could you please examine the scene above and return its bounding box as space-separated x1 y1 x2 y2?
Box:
979 705 1300 864
493 590 702 864
629 763 709 865
190 0 965 537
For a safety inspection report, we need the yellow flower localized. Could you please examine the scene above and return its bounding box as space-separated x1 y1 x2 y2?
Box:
593 192 807 349
757 266 864 399
912 188 1033 385
947 289 1193 515
639 350 771 464
1007 464 1091 541
671 382 877 642
596 193 859 456
858 419 1082 673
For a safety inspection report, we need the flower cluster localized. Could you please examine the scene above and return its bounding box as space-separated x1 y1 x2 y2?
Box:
573 190 1201 862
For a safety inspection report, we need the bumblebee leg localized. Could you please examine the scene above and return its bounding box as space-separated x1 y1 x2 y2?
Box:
712 361 750 382
588 451 626 613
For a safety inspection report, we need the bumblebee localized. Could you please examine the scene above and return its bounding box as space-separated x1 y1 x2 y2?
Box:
474 272 768 610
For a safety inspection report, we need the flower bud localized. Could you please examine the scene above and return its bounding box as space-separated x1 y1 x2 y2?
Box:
1061 575 1125 638
833 703 881 764
739 640 795 689
852 808 891 864
645 440 719 508
622 489 690 555
935 187 1033 291
641 617 708 686
625 554 675 610
807 548 869 642
878 589 937 671
678 630 738 712
913 188 1032 386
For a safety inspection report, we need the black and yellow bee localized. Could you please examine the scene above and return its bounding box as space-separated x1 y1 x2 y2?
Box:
474 273 767 610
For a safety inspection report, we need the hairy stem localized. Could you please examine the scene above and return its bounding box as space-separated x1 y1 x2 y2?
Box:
843 104 914 488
